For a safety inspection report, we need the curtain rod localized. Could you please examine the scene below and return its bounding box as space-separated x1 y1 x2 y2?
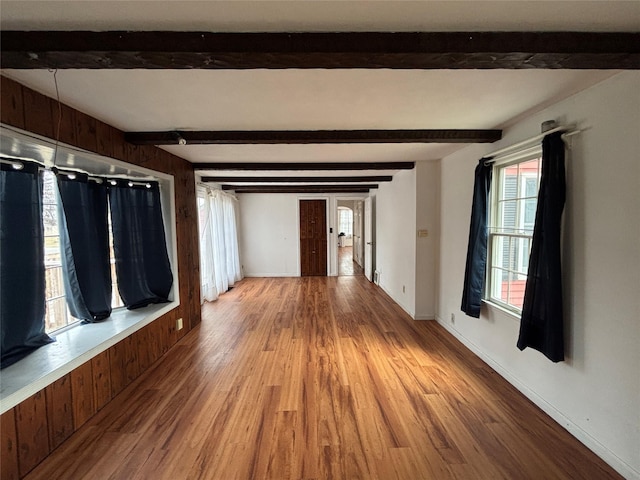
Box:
197 182 238 200
1 156 156 187
2 124 162 183
0 157 25 170
483 125 579 164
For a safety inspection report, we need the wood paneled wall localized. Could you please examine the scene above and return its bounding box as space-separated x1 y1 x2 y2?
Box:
0 76 201 479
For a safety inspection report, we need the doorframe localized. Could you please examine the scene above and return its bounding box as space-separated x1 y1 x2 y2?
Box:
296 195 330 277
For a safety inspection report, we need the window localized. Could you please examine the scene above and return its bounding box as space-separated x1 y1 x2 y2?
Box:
42 170 124 334
338 207 353 236
486 152 541 313
42 170 71 332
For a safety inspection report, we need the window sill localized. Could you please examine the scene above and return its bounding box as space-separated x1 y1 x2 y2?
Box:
482 299 522 321
0 301 178 414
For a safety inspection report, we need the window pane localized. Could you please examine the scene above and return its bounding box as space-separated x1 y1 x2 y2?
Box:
45 297 69 332
111 260 124 308
501 167 518 200
44 235 61 266
525 176 538 197
490 268 507 302
498 269 510 304
42 170 57 204
491 234 505 271
506 236 516 272
107 208 124 309
508 272 527 309
45 265 65 301
524 197 537 229
42 204 58 237
500 200 517 233
519 158 540 180
516 237 531 275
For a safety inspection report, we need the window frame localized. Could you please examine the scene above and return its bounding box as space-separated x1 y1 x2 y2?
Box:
485 146 542 316
0 124 179 414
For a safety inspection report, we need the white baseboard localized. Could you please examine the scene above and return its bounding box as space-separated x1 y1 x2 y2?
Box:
434 316 639 480
378 283 415 319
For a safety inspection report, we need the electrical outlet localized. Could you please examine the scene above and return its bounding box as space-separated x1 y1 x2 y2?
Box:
450 313 455 324
176 318 183 330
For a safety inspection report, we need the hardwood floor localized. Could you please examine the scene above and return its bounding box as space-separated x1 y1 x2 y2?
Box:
24 277 621 480
338 246 364 276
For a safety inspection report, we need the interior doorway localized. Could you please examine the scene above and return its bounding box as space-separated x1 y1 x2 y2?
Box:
337 200 364 277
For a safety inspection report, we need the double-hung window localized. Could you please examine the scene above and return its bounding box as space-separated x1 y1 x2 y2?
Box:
486 148 542 313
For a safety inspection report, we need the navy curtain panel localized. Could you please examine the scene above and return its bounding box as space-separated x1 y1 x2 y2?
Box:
109 180 173 309
1 161 54 368
517 132 566 362
461 158 493 318
55 170 112 322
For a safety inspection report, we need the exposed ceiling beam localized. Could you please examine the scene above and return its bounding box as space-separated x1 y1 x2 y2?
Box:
2 31 638 70
201 175 393 183
194 162 415 171
223 185 374 194
125 129 502 145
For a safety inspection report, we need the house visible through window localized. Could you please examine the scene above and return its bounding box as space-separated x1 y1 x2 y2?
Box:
486 152 541 313
42 170 123 334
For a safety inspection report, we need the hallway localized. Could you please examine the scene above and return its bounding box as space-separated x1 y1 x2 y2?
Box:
338 245 364 276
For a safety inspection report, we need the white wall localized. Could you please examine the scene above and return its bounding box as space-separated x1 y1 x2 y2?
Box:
375 169 417 317
238 194 300 276
437 72 640 479
415 161 440 320
238 193 367 277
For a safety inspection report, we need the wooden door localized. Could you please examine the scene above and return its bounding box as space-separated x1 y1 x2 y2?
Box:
299 199 327 276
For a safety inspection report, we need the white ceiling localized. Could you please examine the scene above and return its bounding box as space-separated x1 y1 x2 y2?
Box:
2 1 639 32
1 1 638 183
0 69 617 165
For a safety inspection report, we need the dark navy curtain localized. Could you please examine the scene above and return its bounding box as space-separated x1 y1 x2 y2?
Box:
517 132 566 362
55 170 112 322
1 161 55 368
461 158 493 318
109 180 173 309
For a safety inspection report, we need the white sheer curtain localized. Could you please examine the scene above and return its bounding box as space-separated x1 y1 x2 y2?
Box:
197 187 243 303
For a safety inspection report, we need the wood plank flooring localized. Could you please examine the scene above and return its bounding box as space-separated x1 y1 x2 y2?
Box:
338 246 364 276
24 277 622 480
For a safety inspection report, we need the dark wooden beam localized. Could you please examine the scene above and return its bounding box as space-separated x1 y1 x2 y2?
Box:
225 185 373 194
2 31 638 70
194 162 415 171
125 129 502 145
223 183 377 191
201 175 393 183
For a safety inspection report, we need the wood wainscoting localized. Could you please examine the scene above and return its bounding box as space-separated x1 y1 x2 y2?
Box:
17 277 623 480
0 76 201 479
